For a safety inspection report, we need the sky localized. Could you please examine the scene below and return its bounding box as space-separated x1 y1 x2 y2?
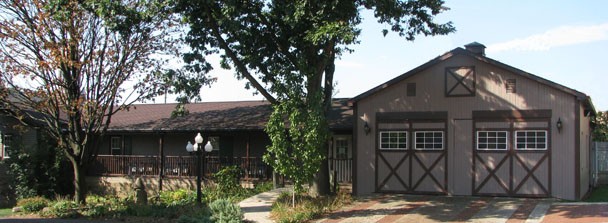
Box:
188 0 608 111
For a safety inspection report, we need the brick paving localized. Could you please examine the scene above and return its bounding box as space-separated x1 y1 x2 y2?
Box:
315 195 608 223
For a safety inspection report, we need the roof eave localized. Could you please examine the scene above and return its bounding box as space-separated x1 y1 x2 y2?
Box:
349 46 593 107
349 49 461 105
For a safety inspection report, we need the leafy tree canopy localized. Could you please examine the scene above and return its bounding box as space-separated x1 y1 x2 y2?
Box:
593 111 608 142
175 0 455 196
0 0 211 202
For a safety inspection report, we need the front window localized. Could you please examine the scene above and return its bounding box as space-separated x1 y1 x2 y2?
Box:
515 130 547 150
110 136 122 155
1 134 12 158
477 131 508 150
379 131 407 150
414 131 444 150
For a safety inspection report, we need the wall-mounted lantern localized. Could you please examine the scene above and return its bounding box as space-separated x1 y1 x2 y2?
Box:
364 122 371 135
556 118 563 133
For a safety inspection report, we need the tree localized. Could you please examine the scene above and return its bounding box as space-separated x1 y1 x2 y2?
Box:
593 111 608 141
0 0 211 203
176 0 455 196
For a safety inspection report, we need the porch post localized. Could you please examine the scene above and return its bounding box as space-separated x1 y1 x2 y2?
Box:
246 134 250 179
158 134 164 192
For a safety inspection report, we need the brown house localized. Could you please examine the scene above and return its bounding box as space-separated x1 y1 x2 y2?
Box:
90 42 595 200
349 42 595 200
89 98 354 187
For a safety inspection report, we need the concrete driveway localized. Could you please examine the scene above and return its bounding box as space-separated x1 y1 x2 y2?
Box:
315 194 608 223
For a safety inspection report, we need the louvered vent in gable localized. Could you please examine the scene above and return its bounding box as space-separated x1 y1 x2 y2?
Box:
407 83 416 96
445 66 476 97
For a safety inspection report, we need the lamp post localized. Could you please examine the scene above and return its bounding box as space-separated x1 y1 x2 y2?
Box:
186 133 213 204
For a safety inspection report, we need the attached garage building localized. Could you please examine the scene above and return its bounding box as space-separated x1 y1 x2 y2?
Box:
350 42 595 200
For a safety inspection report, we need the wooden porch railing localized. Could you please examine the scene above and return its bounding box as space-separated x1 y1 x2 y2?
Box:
329 158 352 183
88 155 271 180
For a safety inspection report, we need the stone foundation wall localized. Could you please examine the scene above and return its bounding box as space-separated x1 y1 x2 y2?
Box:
87 176 203 197
87 176 259 198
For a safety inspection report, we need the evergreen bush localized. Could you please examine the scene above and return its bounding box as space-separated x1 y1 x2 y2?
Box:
208 199 243 223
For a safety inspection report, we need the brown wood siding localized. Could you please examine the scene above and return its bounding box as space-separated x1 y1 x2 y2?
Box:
451 119 473 195
355 54 579 200
579 103 591 198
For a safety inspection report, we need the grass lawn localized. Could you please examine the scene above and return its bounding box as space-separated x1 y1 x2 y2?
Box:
584 186 608 202
0 208 12 217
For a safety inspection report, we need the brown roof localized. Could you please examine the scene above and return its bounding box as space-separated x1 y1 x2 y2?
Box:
349 44 595 115
108 98 353 132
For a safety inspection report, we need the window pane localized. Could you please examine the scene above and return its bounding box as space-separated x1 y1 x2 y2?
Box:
476 131 508 151
515 130 547 150
414 131 443 150
379 131 407 150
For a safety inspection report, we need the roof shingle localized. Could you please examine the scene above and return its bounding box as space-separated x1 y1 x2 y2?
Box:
108 98 353 132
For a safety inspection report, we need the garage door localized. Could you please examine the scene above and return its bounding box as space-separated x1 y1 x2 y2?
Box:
473 121 551 197
376 121 448 194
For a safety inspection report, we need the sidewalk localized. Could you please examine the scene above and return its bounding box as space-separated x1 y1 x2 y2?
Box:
238 187 291 223
315 194 608 223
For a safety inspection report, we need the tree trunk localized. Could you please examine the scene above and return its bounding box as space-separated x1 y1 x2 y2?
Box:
71 160 86 204
310 48 336 197
310 160 330 196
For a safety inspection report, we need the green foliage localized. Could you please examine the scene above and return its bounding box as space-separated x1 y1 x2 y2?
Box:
253 181 274 194
177 215 212 223
585 186 608 202
43 200 81 218
208 199 243 223
265 95 329 193
0 0 212 203
158 189 196 207
81 195 129 218
2 136 72 201
16 197 49 213
16 192 216 220
593 111 608 141
214 166 242 193
177 0 455 196
0 208 11 217
271 190 352 223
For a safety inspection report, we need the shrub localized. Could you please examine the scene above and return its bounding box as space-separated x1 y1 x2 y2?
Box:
44 200 80 218
82 195 129 218
271 189 352 223
177 215 212 223
3 136 73 201
253 181 274 194
16 196 49 213
158 189 196 206
208 199 243 223
214 166 241 193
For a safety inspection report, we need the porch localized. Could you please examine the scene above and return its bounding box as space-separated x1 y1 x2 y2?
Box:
88 155 271 180
88 155 353 183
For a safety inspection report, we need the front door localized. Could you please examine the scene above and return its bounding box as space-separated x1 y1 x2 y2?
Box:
330 135 352 183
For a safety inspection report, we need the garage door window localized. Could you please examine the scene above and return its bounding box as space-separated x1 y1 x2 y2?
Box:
515 130 547 150
476 131 508 150
414 131 444 150
379 131 407 150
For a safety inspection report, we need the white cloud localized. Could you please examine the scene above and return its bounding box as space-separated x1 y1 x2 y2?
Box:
487 23 608 52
